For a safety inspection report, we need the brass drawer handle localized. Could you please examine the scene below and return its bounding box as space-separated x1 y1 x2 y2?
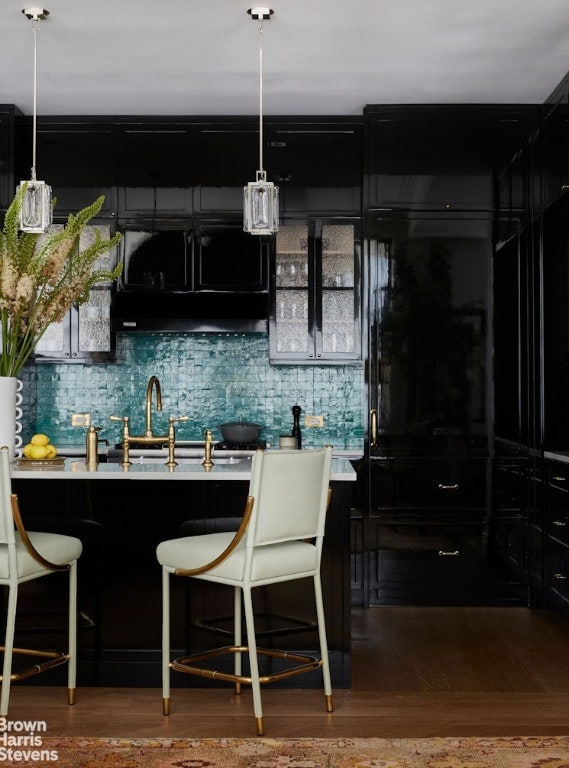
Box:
438 483 459 490
553 520 567 527
438 550 460 557
554 573 567 580
552 475 567 482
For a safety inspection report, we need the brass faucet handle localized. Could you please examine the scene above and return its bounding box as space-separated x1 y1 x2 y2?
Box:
109 415 131 467
202 428 214 469
168 416 189 425
109 415 129 425
164 416 189 469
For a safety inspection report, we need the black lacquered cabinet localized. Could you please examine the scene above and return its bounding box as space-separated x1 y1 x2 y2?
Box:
542 195 569 451
15 118 117 216
365 105 533 211
0 105 20 211
363 444 528 607
541 459 569 611
194 123 259 214
543 95 569 210
367 450 495 605
267 120 362 216
269 218 361 363
487 451 530 596
118 123 194 216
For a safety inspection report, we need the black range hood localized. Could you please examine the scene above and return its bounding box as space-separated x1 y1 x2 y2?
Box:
111 290 268 333
111 224 270 333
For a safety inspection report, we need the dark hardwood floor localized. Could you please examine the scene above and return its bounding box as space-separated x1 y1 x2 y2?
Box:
7 606 569 738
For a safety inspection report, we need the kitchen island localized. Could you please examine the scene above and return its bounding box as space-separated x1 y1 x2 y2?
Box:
11 454 356 481
11 453 356 690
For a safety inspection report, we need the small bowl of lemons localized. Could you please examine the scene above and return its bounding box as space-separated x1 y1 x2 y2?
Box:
22 433 58 461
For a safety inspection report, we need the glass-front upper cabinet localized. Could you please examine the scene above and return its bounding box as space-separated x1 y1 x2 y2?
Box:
270 219 361 363
34 223 118 361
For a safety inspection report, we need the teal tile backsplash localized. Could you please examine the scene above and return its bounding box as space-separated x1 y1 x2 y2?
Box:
20 333 365 451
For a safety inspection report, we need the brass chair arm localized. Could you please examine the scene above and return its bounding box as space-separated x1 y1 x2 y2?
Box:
175 496 254 577
11 494 70 572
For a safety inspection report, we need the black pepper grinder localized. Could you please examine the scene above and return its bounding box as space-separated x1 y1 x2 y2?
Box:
291 405 302 449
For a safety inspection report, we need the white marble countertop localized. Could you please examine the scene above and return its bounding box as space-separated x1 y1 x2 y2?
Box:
10 454 357 481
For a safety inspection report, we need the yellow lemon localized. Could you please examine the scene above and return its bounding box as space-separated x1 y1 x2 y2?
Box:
28 444 49 459
45 444 57 459
30 433 50 446
23 443 35 459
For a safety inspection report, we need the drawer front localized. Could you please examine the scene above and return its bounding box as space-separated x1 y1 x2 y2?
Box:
546 543 569 609
545 462 569 492
370 460 487 510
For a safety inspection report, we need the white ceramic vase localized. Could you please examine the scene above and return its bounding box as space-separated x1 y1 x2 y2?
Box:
0 377 23 461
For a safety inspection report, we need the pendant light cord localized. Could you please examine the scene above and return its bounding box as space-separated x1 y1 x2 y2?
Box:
31 16 39 182
258 17 264 177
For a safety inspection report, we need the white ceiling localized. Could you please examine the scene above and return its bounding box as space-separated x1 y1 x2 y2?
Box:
2 0 569 117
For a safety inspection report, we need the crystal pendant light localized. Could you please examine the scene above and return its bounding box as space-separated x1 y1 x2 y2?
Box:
17 7 52 233
243 7 279 236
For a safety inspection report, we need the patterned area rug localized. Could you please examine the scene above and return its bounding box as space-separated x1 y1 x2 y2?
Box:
12 736 569 767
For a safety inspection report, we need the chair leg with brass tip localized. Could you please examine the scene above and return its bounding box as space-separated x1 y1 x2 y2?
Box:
325 693 334 712
163 697 170 716
256 716 264 737
67 688 76 706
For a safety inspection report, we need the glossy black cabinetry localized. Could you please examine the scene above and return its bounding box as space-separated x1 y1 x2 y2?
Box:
270 218 361 363
359 106 537 607
15 118 117 216
540 459 569 611
365 105 533 210
0 105 20 210
489 448 531 597
542 195 569 451
195 123 259 214
364 445 527 605
13 115 363 341
543 96 569 209
119 124 193 216
268 121 362 215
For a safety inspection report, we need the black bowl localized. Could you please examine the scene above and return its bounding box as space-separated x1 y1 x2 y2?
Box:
218 422 261 444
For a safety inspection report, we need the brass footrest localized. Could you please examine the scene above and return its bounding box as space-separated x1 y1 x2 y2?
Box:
194 613 317 640
0 647 69 682
171 645 323 686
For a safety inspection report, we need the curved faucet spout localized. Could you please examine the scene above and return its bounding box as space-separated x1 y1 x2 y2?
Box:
145 376 162 437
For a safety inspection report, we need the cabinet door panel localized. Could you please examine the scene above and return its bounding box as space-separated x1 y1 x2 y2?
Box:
195 127 258 213
542 196 569 451
367 107 532 210
119 127 192 215
369 212 490 437
269 125 361 214
0 105 18 210
543 97 569 209
194 222 268 291
18 123 117 215
271 220 360 363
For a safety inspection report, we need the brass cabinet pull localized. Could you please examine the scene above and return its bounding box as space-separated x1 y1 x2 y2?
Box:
553 520 567 527
370 409 378 448
554 573 567 580
552 475 566 482
438 550 460 557
438 483 459 490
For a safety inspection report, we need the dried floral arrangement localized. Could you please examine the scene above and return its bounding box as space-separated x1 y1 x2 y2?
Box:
0 184 121 377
